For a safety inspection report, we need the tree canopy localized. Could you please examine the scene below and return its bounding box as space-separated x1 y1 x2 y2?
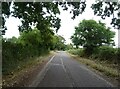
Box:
71 19 115 55
1 1 86 35
91 1 120 29
1 1 119 35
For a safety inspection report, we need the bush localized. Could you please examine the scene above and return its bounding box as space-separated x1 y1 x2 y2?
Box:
68 48 85 57
2 38 49 75
3 30 47 75
116 48 120 63
69 46 119 63
88 46 118 63
97 46 116 60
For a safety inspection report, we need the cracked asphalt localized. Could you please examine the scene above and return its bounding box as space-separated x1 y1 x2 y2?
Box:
31 51 114 87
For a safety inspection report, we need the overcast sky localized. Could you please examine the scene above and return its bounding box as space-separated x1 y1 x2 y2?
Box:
4 0 118 47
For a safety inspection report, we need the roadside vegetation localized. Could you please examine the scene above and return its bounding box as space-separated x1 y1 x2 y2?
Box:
68 20 119 81
2 27 66 87
68 48 119 77
2 1 120 87
2 51 55 87
2 29 66 74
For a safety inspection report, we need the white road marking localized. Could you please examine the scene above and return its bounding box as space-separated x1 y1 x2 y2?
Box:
46 55 55 65
60 58 63 65
77 62 114 87
52 63 62 66
29 55 55 87
60 58 76 87
60 58 66 72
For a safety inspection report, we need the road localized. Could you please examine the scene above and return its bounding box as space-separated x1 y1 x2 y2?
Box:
30 51 114 87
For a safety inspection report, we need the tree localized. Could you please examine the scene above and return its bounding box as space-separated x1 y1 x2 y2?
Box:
71 34 80 49
1 2 11 35
56 35 66 50
18 29 42 46
2 1 119 35
71 19 115 55
5 36 18 43
51 35 66 50
91 1 120 29
1 1 86 35
65 43 73 50
18 28 54 50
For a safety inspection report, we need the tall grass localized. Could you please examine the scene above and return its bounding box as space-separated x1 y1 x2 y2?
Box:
68 46 119 63
89 46 119 64
68 46 120 78
68 48 84 57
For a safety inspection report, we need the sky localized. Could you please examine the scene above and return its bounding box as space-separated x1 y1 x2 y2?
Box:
3 0 119 47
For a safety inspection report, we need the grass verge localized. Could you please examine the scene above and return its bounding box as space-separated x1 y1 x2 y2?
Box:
68 53 119 86
2 51 55 87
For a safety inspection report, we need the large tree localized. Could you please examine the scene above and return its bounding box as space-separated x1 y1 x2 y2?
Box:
1 1 86 35
71 20 115 55
91 1 120 29
1 1 120 35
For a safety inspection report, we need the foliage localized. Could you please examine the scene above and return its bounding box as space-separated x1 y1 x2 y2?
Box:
71 20 115 55
97 46 117 61
1 1 120 35
91 1 120 29
51 35 66 50
68 46 119 64
5 36 18 43
1 2 11 35
2 27 67 75
68 48 84 57
65 43 73 50
89 46 117 62
2 29 50 75
1 1 86 34
2 40 23 75
116 48 120 62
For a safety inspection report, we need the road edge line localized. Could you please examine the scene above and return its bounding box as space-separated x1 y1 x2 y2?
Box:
29 55 55 87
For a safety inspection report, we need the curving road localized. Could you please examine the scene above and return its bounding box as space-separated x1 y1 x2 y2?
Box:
30 51 114 87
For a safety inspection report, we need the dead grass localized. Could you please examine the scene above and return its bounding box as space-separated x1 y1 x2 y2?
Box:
69 53 119 78
2 51 55 87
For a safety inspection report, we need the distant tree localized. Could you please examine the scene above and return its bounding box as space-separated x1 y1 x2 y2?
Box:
57 35 66 50
71 20 115 55
6 36 18 43
52 35 66 50
66 43 73 50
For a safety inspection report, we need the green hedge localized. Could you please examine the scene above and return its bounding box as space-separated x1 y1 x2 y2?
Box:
68 46 120 63
90 46 117 60
90 46 119 63
116 48 120 62
68 48 85 57
2 40 49 75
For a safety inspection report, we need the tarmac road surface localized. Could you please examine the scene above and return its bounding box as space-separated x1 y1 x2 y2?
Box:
30 51 114 87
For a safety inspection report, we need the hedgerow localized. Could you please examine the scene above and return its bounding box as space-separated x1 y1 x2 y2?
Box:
68 46 119 63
